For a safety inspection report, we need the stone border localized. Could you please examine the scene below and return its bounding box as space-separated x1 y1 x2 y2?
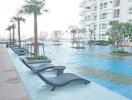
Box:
22 57 51 64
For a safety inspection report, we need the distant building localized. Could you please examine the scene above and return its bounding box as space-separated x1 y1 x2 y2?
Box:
80 0 132 40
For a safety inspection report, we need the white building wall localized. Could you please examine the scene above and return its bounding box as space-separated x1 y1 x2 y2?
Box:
80 0 132 40
128 1 132 21
119 0 127 22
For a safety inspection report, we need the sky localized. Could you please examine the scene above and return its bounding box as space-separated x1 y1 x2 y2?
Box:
0 0 82 39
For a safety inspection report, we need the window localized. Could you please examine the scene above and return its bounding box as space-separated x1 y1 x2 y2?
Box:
94 25 97 30
104 3 107 8
100 23 107 29
102 23 107 29
115 0 120 7
94 5 97 11
114 9 120 18
100 13 107 19
86 16 90 20
100 2 107 9
94 15 97 20
92 5 97 11
100 3 103 9
86 6 91 11
129 7 132 14
99 24 101 29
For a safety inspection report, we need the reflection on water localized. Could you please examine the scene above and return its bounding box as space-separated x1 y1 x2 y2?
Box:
44 42 132 99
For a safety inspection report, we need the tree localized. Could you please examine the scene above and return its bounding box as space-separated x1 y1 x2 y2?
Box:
71 28 77 47
89 29 95 42
107 21 123 46
69 26 78 46
6 26 12 43
19 0 48 57
70 27 85 49
76 28 85 48
12 16 25 47
123 23 132 42
10 24 16 44
51 30 63 45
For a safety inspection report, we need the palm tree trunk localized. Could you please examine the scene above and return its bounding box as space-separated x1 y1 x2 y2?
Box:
34 13 38 57
90 32 92 41
9 31 11 43
18 21 21 47
13 27 15 44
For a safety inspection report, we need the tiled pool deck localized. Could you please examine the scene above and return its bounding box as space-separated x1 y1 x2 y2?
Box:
0 44 31 100
0 44 130 100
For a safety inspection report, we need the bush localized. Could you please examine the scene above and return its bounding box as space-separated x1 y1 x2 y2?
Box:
108 39 115 44
26 55 48 61
88 40 95 44
94 40 108 45
113 49 129 54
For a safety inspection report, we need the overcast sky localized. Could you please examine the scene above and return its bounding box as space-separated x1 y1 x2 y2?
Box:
0 0 81 39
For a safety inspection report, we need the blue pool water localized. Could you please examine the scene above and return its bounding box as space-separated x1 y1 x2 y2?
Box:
43 42 132 99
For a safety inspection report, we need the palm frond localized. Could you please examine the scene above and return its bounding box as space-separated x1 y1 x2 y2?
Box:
18 0 47 15
6 26 12 31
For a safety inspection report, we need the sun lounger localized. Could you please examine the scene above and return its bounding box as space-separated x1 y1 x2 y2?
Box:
6 43 18 48
37 72 91 91
6 42 13 48
11 47 28 56
21 59 56 73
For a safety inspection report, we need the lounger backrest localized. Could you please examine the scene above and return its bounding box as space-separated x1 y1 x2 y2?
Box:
20 59 31 69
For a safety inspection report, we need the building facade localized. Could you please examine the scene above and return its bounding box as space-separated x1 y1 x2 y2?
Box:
80 0 132 40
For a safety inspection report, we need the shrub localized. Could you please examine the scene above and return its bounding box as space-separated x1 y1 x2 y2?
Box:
113 49 129 54
94 40 108 45
26 55 48 61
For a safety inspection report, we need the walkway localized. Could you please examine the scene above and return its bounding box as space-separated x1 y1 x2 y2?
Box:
0 44 31 100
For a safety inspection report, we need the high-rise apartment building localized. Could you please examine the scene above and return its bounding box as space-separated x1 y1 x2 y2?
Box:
80 0 132 40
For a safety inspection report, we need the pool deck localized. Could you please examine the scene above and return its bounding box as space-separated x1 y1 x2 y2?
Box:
0 44 31 100
0 44 130 100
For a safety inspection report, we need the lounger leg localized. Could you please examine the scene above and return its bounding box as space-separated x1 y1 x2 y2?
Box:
84 80 90 84
51 86 56 91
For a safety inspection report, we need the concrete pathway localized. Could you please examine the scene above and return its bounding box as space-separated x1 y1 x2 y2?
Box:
0 44 31 100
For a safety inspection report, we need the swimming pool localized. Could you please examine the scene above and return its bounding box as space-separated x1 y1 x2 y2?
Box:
43 42 132 99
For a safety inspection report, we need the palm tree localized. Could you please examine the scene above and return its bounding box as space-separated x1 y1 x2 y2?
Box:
19 0 48 57
10 24 16 44
10 17 17 44
89 29 94 42
6 26 12 43
12 16 25 47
